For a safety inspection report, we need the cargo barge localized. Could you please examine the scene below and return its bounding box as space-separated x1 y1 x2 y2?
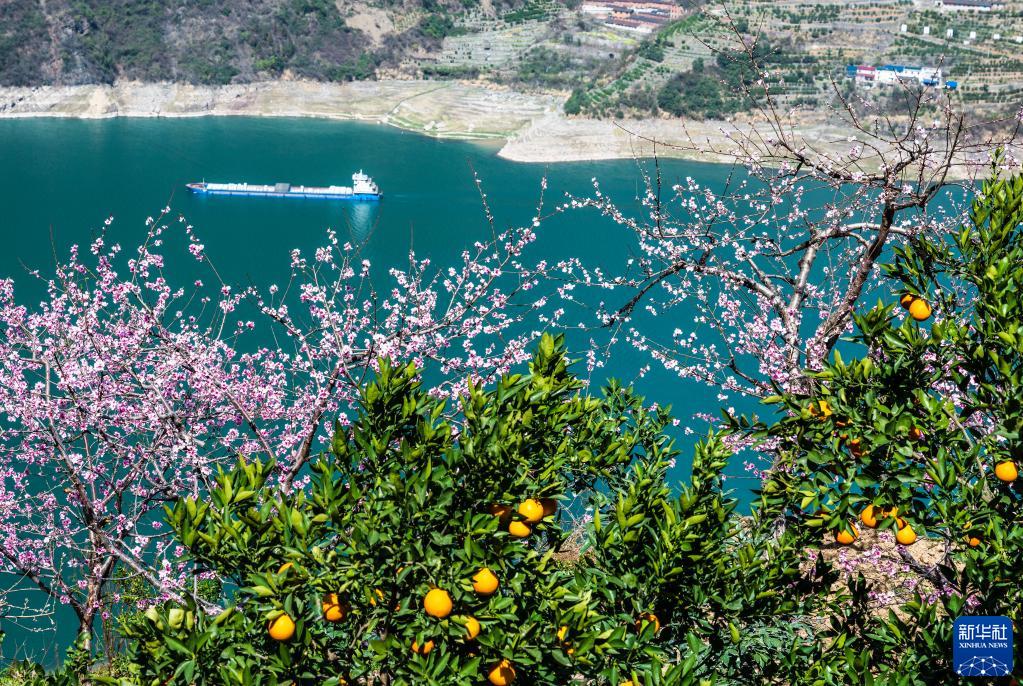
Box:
187 171 381 200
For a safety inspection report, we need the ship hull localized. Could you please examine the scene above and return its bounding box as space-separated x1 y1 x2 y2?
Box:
187 184 380 201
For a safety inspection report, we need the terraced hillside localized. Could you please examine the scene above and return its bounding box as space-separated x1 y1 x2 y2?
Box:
3 0 1021 124
735 0 1023 111
486 0 1023 121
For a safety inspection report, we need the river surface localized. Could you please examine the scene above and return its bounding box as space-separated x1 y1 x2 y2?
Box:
0 116 755 663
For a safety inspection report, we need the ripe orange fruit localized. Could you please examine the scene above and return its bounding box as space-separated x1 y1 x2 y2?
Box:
423 588 452 618
508 521 531 538
995 461 1018 482
411 639 434 655
277 562 293 574
464 616 481 640
322 593 347 622
908 427 924 441
621 681 636 686
848 438 864 457
540 498 558 517
636 612 660 633
964 521 980 547
517 499 544 524
367 588 400 611
472 568 499 596
808 400 832 418
896 524 918 546
488 503 513 524
268 614 295 641
860 505 898 529
556 625 569 642
908 298 932 322
900 293 915 309
487 659 516 685
835 526 858 545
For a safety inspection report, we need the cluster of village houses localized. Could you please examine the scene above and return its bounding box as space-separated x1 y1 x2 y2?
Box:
579 0 684 34
846 64 958 89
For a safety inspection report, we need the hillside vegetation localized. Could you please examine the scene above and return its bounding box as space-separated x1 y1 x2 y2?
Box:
3 0 1022 125
0 0 492 86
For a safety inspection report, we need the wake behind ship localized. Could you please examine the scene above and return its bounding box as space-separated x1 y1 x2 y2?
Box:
187 171 381 200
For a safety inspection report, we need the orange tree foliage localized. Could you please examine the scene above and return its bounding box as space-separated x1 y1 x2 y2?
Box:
107 334 831 686
743 168 1023 682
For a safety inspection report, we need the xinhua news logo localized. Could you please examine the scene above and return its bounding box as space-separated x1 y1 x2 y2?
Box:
953 616 1014 678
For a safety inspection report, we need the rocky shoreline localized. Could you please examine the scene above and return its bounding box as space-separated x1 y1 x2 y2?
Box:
0 80 1000 174
0 79 762 164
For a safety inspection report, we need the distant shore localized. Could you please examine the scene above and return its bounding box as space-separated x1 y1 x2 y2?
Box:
0 80 995 175
0 79 778 165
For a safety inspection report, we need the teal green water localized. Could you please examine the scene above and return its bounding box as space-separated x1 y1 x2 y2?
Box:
0 116 746 443
0 117 750 663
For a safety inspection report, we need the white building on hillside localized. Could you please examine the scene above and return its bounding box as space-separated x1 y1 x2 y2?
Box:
937 0 997 10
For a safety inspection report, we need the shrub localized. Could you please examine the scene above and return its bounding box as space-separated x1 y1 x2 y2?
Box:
563 88 585 115
417 13 460 40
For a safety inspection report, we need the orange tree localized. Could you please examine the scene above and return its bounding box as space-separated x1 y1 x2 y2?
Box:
744 168 1023 683
106 334 730 686
571 393 838 685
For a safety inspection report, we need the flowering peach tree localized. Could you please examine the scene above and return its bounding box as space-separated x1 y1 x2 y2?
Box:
0 194 553 649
